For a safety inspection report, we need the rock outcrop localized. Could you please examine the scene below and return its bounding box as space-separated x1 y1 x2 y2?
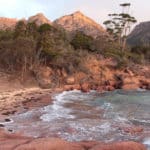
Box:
90 141 146 150
53 11 106 38
127 21 150 46
0 129 146 150
34 66 53 88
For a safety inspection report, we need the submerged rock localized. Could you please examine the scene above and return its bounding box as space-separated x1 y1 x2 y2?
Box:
0 124 4 127
5 118 11 122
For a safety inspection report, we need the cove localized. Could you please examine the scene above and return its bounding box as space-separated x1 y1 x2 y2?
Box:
1 90 150 149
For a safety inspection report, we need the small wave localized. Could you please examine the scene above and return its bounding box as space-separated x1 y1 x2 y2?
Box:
40 90 76 122
114 115 129 123
131 118 150 126
137 88 147 92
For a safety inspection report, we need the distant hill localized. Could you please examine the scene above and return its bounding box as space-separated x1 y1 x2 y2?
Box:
53 11 106 38
0 17 17 30
127 21 150 47
0 13 51 30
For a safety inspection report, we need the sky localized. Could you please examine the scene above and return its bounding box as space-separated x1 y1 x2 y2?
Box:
0 0 149 26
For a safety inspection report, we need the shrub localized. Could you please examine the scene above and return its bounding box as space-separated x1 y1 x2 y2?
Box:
26 22 39 39
37 24 71 62
0 30 14 40
38 23 53 33
71 32 95 51
131 46 150 62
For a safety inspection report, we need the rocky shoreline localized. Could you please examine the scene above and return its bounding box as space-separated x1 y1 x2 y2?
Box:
34 61 150 93
0 128 147 150
0 66 150 150
0 88 54 117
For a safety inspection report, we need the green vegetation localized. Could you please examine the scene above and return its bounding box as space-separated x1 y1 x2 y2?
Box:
0 15 149 75
0 22 90 74
71 31 95 51
131 46 150 62
101 3 150 67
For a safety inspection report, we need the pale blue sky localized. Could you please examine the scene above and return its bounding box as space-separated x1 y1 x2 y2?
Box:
0 0 149 26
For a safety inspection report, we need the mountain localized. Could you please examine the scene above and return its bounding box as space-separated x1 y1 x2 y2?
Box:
28 13 51 26
127 21 150 46
0 12 105 38
0 17 17 30
53 11 106 38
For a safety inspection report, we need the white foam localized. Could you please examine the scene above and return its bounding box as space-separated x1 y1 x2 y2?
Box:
114 115 129 123
143 137 150 145
137 88 146 92
102 102 113 109
40 91 76 122
132 118 150 124
98 122 111 134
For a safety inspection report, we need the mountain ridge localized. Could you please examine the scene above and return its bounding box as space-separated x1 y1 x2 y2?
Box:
53 11 106 38
0 11 106 38
127 21 150 46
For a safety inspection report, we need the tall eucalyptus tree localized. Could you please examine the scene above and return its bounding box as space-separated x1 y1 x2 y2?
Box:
104 3 137 51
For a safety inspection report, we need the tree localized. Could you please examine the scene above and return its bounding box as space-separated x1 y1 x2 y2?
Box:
14 20 27 38
103 3 137 51
26 22 39 39
37 23 69 61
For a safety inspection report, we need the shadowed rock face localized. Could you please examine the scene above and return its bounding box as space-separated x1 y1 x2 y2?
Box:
0 17 17 30
28 13 51 26
53 11 106 38
127 21 150 46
